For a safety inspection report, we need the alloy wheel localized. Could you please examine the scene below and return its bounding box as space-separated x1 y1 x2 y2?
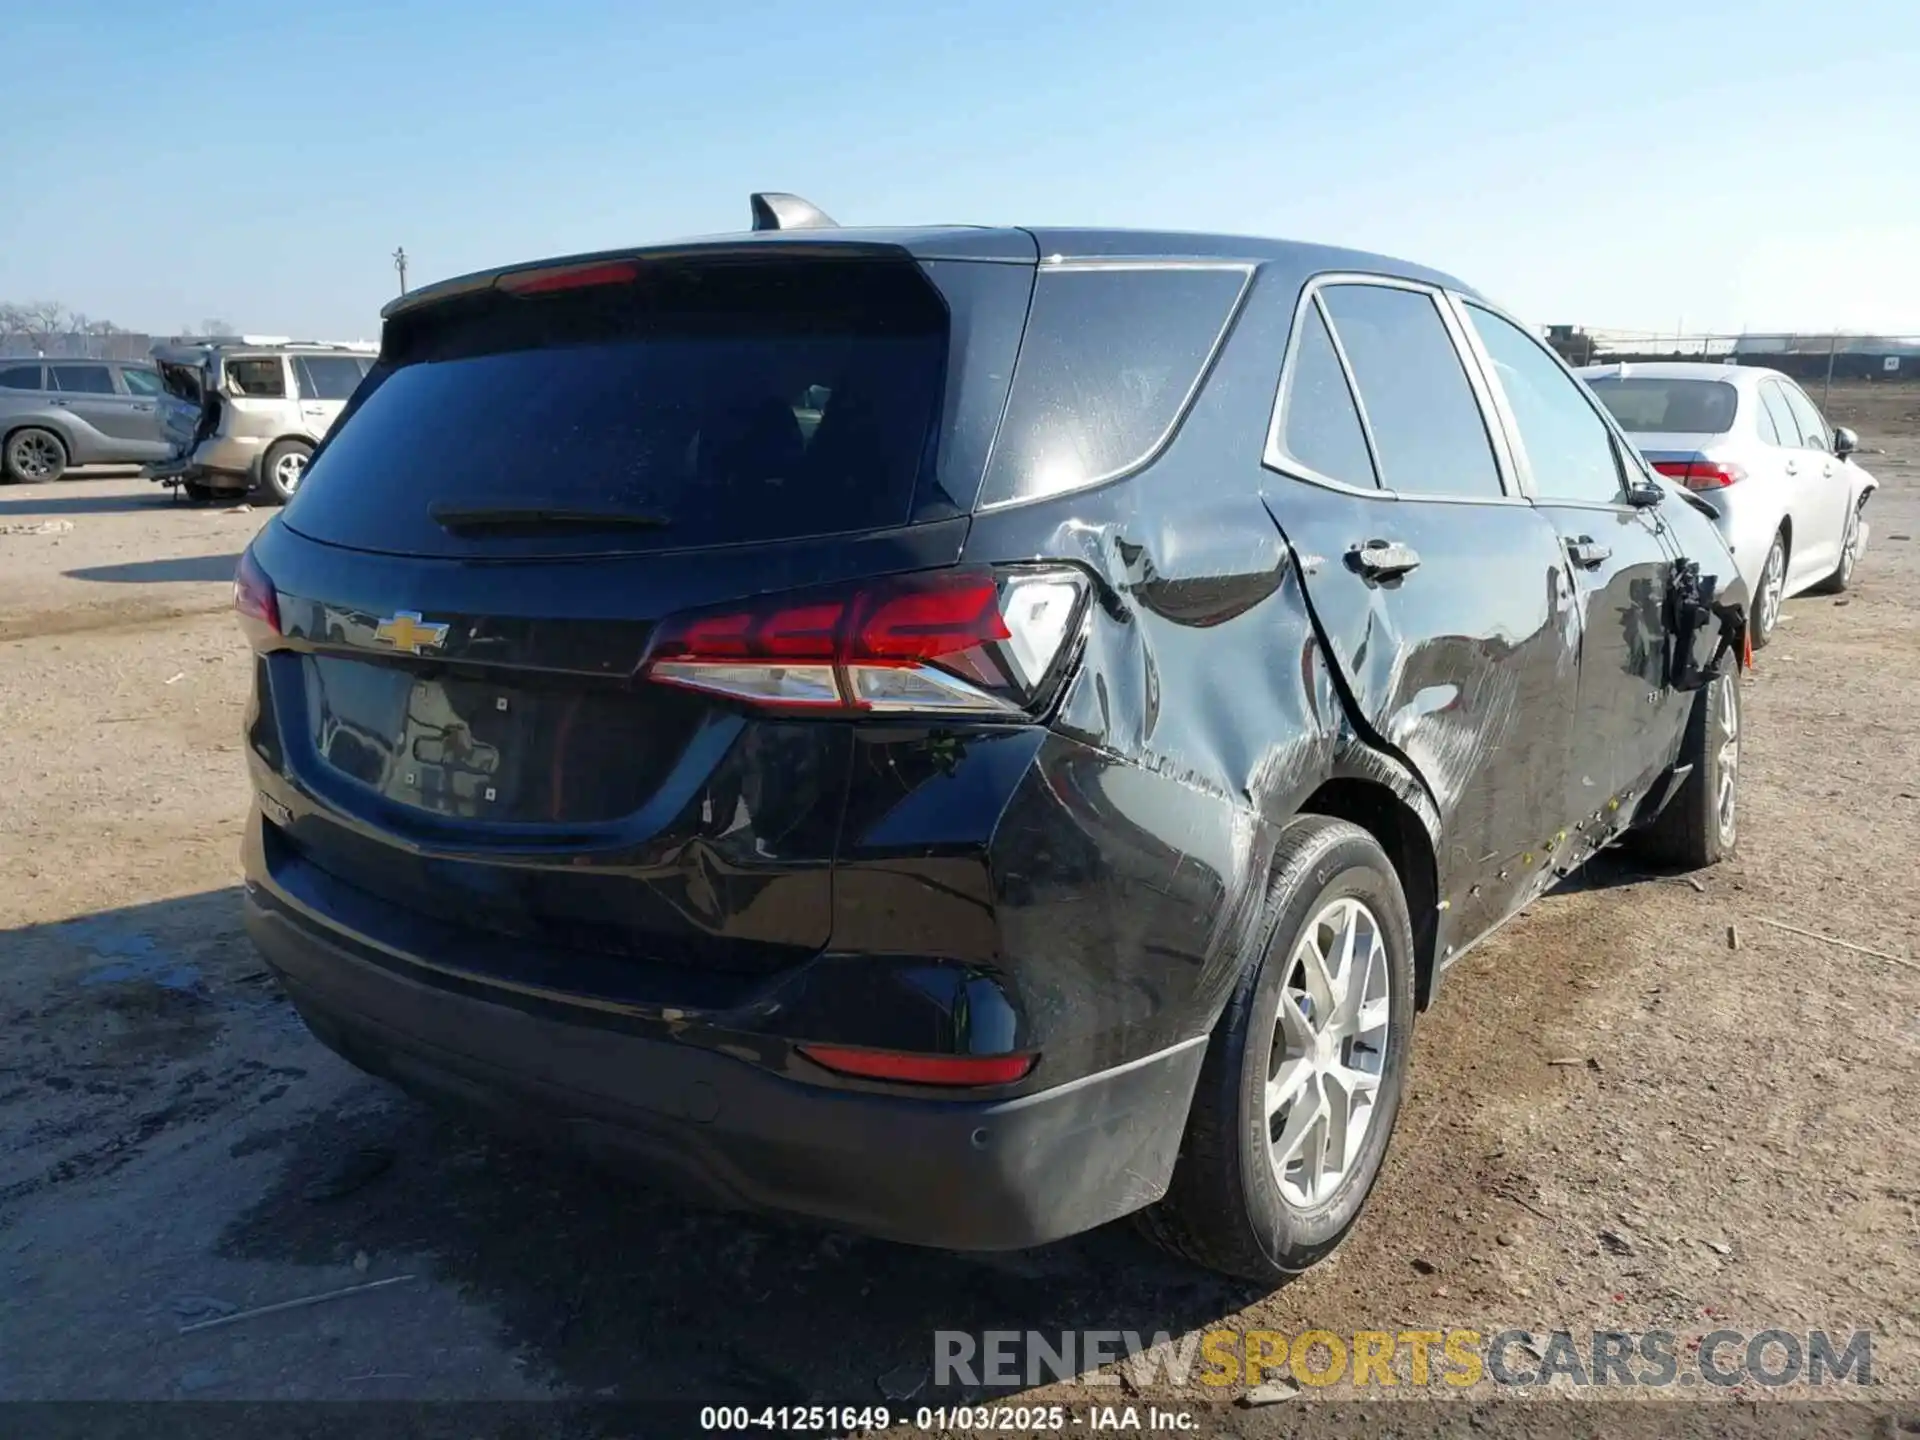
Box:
1266 896 1391 1209
1715 672 1739 846
275 450 308 495
10 432 61 480
1760 540 1785 636
1838 509 1861 585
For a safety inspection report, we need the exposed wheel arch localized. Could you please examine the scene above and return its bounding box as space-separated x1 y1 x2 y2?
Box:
1298 777 1440 1010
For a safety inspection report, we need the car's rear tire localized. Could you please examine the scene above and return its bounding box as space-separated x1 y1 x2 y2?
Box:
1750 530 1787 649
1136 816 1416 1284
4 427 68 484
258 439 312 505
1631 669 1740 869
1811 501 1865 594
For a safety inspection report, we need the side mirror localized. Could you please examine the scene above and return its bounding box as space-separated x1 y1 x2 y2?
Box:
1833 426 1859 458
1627 480 1665 509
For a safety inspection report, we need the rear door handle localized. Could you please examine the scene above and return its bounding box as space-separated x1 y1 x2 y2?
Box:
131 403 154 412
1352 539 1421 579
1784 459 1800 475
48 398 69 407
1566 536 1611 569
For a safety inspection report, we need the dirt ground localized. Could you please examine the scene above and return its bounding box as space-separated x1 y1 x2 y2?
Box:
1 390 1916 1435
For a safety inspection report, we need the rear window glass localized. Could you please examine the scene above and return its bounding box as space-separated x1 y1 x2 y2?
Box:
288 259 950 554
294 355 366 401
1585 377 1738 434
978 266 1248 507
0 365 42 391
122 368 162 397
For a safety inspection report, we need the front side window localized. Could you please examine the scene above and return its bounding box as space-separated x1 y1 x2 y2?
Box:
226 357 287 398
1276 299 1377 488
1318 283 1502 499
50 365 115 395
1466 304 1623 505
121 368 163 397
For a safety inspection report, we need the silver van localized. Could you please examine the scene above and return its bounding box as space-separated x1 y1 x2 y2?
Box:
147 339 376 503
0 359 171 482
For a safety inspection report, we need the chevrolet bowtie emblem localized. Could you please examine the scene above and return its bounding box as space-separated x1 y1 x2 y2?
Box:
372 610 450 654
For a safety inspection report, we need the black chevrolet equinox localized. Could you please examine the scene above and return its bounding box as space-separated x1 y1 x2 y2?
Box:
237 194 1750 1282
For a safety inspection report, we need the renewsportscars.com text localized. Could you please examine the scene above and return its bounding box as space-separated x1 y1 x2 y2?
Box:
934 1327 1873 1391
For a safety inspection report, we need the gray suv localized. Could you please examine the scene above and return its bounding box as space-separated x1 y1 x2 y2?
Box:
0 360 170 482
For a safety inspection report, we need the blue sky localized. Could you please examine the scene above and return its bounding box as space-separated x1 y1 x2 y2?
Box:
4 0 1915 339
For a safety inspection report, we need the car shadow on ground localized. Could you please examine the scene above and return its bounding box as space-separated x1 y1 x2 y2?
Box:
64 553 243 585
0 490 189 517
17 888 1249 1405
217 1069 1250 1405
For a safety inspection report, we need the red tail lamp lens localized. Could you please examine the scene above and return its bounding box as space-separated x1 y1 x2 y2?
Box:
798 1044 1036 1087
233 549 279 633
643 568 1086 717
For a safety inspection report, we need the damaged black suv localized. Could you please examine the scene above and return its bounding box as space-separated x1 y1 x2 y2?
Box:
235 194 1749 1283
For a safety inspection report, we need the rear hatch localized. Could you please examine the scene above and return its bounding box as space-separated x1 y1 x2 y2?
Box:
154 357 209 456
251 245 1036 978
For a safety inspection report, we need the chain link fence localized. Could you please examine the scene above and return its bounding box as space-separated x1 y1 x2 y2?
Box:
1544 327 1920 406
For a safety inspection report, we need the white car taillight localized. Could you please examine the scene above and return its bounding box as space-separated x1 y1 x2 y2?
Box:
642 567 1090 718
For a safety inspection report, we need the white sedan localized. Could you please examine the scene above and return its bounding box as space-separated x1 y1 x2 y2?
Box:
1578 361 1877 647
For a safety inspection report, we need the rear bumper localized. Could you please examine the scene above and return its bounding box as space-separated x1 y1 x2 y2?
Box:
243 888 1205 1250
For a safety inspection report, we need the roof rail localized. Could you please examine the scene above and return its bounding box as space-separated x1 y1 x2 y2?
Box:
749 192 837 232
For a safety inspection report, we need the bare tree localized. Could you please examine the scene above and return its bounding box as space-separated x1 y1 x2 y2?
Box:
196 318 237 338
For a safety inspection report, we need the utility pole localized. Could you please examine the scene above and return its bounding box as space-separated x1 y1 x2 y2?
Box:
392 246 409 297
1823 331 1839 412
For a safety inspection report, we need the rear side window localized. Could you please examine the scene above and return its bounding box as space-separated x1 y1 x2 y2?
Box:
1276 300 1377 488
1318 284 1502 499
0 365 42 391
50 365 114 395
121 368 163 397
1584 377 1738 435
978 265 1249 507
1466 304 1623 505
293 355 366 401
1779 383 1830 451
1758 381 1798 447
288 258 955 555
227 358 287 398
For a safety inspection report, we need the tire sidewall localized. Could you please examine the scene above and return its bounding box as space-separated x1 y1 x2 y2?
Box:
1232 837 1416 1273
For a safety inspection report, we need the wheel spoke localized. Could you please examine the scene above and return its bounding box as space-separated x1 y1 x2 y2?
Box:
1267 1056 1313 1117
1271 1074 1327 1170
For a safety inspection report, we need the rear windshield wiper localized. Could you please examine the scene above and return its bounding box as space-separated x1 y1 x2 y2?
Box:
428 503 671 535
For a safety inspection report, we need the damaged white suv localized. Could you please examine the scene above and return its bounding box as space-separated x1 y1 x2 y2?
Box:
146 339 376 504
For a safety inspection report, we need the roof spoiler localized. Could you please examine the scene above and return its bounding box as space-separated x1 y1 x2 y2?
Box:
749 192 837 232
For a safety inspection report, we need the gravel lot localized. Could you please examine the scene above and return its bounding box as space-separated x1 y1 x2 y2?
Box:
1 389 1915 1431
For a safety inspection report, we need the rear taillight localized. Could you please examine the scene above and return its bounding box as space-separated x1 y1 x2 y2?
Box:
797 1044 1037 1087
643 567 1088 717
233 549 279 634
1653 459 1745 491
